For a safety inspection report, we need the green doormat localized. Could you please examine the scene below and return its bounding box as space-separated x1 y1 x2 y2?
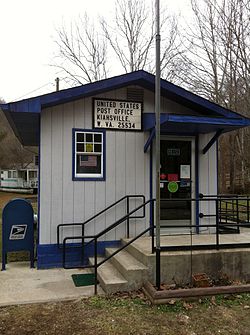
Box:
72 273 96 287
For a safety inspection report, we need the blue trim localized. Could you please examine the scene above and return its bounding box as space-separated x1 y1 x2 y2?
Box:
216 139 219 195
195 135 200 234
72 128 106 181
37 115 41 245
143 113 250 132
144 129 155 153
168 114 248 125
202 129 223 154
1 70 247 120
37 240 121 269
2 70 250 146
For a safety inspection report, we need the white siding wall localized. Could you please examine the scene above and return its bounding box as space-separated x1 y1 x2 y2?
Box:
40 86 218 244
40 88 150 244
198 133 217 230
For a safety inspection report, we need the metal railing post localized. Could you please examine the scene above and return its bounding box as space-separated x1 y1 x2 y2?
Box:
126 197 130 238
215 199 219 250
233 197 235 221
57 226 60 246
63 238 66 268
236 197 240 233
151 200 155 254
156 248 161 289
226 201 228 224
81 224 85 265
219 196 222 222
94 238 98 295
247 196 249 223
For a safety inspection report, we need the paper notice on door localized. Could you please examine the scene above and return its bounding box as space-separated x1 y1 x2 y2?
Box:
180 165 190 179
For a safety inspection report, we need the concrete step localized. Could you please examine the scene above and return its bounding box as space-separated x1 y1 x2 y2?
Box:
105 248 149 289
89 257 128 294
121 238 153 266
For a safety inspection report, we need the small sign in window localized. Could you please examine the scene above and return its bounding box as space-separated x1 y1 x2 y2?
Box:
86 143 93 152
167 148 180 156
180 165 191 179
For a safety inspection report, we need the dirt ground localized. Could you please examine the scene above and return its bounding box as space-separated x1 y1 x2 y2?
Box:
1 192 250 334
1 293 250 335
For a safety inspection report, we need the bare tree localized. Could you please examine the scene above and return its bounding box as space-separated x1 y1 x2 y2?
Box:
180 0 250 193
53 0 185 85
181 0 250 106
54 13 108 86
159 14 187 84
100 0 154 73
101 0 186 82
0 98 7 159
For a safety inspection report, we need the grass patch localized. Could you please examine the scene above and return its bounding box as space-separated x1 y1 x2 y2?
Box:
1 294 250 334
220 197 250 222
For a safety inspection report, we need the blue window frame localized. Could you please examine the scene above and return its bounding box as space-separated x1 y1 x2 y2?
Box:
72 129 106 181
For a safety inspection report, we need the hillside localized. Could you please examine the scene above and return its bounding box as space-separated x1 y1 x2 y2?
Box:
0 106 36 169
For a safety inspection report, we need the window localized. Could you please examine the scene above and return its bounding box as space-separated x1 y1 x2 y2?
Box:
29 171 37 179
73 129 105 180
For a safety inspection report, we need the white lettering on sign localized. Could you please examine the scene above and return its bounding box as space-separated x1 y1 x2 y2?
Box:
9 225 27 240
167 148 180 156
93 99 142 131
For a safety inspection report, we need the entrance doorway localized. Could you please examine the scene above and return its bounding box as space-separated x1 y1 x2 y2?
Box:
160 138 195 234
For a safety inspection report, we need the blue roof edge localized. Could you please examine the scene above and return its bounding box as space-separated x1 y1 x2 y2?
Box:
1 70 250 123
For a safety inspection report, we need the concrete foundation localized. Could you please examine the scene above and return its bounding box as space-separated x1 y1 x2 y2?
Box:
123 234 250 285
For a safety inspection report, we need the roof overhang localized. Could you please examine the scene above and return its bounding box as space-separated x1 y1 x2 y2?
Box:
3 110 39 146
143 113 249 153
1 70 250 146
143 113 249 135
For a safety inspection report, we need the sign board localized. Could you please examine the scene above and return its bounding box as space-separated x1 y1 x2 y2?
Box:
167 148 180 156
93 98 142 131
180 165 191 179
168 174 178 181
86 143 93 152
168 181 179 193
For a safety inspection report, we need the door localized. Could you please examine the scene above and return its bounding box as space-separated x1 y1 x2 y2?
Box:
160 138 194 233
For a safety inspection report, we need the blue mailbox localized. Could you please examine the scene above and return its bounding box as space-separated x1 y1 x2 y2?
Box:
2 198 35 270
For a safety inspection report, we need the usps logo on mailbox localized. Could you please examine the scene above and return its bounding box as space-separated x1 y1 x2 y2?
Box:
9 225 27 240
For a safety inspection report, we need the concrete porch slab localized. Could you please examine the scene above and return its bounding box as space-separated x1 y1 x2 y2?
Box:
125 231 250 254
0 262 103 307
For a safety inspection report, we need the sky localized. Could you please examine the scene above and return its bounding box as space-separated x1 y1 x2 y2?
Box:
0 0 190 103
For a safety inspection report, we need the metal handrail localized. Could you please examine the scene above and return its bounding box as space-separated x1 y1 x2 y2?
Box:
155 195 250 290
62 198 155 262
57 194 145 247
62 198 155 294
61 194 250 294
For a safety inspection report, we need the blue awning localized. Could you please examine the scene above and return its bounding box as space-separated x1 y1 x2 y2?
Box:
143 113 250 135
143 113 250 153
